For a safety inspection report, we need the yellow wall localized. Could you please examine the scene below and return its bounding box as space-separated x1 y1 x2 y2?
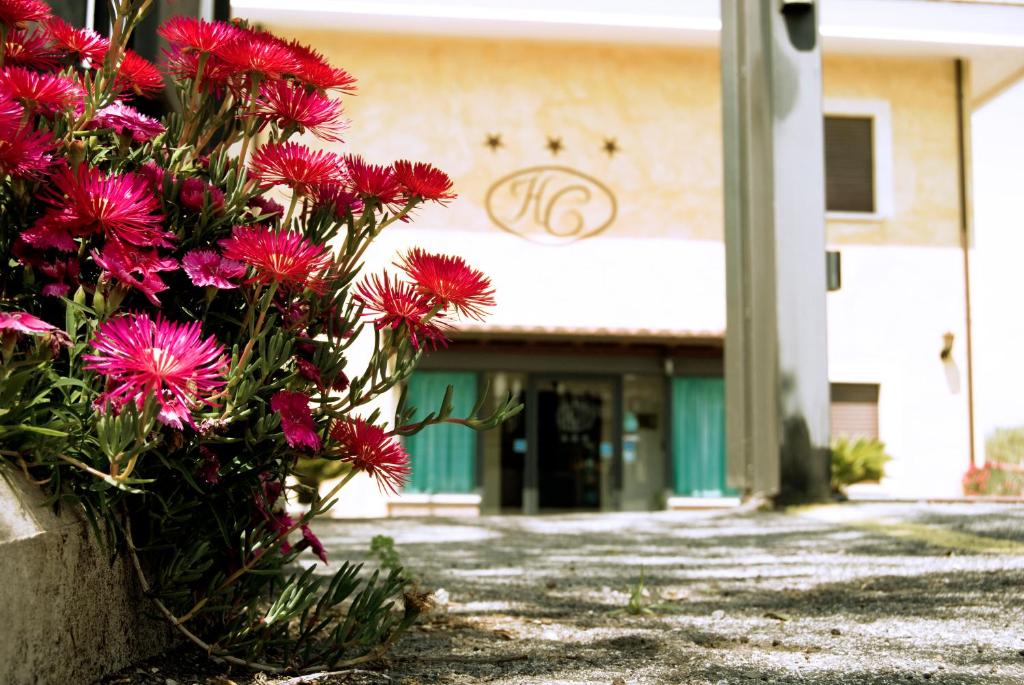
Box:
270 29 961 247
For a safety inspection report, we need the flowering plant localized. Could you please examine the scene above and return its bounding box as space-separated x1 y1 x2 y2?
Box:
0 0 517 672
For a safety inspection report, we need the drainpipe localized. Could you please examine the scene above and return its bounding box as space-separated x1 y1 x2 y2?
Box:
955 58 978 469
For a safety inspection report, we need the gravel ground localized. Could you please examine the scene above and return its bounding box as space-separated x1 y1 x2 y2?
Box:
100 503 1024 685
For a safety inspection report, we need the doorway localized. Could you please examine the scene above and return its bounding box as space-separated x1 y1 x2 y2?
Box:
526 376 620 511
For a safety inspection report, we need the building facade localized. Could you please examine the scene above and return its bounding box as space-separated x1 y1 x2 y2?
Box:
249 0 1024 515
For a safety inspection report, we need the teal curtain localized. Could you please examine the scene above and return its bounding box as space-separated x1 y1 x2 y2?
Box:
404 372 478 494
671 376 731 497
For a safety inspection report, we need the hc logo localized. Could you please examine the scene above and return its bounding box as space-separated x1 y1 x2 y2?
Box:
485 166 617 246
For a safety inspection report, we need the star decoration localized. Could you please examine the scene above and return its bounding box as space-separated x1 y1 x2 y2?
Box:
602 137 620 158
546 136 564 156
484 133 503 152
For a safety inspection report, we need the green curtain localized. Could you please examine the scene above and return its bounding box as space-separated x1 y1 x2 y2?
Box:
671 376 731 497
404 371 478 494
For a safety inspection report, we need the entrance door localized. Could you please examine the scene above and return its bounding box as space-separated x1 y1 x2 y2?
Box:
530 377 619 510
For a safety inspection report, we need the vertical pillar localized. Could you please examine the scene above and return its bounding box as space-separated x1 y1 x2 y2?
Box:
721 0 832 503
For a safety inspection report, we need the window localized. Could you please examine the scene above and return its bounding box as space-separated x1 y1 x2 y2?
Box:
824 99 892 220
830 383 880 439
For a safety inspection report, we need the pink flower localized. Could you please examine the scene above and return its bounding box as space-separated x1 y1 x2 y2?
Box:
393 160 456 203
396 247 495 320
0 101 52 179
252 80 346 141
114 50 163 98
295 357 323 388
45 17 109 63
4 28 59 70
249 142 343 196
310 182 363 219
165 47 234 94
299 524 327 562
354 272 449 350
329 418 410 495
344 155 402 205
0 66 82 113
0 310 54 335
31 164 171 249
157 16 240 54
91 102 165 142
219 225 333 293
83 313 228 429
270 390 321 451
92 240 178 306
38 256 80 297
0 0 50 28
215 30 300 80
288 40 357 93
178 177 225 213
182 249 245 289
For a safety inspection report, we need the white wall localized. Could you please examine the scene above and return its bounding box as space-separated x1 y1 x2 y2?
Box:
970 79 1024 461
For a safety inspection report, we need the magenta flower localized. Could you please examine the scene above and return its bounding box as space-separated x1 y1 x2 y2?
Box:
28 164 172 250
249 142 344 197
83 313 228 429
182 249 245 289
0 66 82 113
354 272 449 350
329 418 410 495
45 16 109 63
252 80 346 142
179 177 225 213
0 0 50 27
0 310 55 335
91 102 166 142
300 524 327 562
0 90 50 179
219 226 333 293
92 240 177 306
270 390 321 451
157 16 240 54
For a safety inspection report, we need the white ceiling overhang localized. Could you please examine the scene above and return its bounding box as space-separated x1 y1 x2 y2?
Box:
233 0 1024 104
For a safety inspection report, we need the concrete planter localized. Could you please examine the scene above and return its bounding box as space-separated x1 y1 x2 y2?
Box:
0 472 173 685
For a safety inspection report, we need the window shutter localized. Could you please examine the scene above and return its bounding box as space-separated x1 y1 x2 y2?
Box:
830 383 880 439
824 116 875 213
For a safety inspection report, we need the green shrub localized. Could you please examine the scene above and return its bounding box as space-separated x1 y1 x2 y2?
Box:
831 437 892 490
984 427 1024 465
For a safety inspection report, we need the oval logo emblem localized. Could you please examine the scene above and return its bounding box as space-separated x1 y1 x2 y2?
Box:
485 166 617 246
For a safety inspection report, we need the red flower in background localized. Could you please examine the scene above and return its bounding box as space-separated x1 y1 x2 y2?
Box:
38 256 80 297
92 240 178 306
219 226 333 293
91 102 166 142
114 50 164 98
249 142 343 196
4 28 59 70
344 155 402 205
286 40 357 93
215 31 299 80
182 249 245 289
270 390 321 451
157 16 240 54
396 248 495 320
45 17 109 62
310 182 363 219
329 418 410 495
252 80 346 141
393 160 455 202
0 66 82 112
247 194 284 221
354 272 449 350
83 313 228 429
299 524 327 563
33 165 171 248
165 47 234 94
0 0 50 28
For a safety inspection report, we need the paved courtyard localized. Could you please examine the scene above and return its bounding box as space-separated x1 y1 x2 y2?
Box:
105 503 1024 684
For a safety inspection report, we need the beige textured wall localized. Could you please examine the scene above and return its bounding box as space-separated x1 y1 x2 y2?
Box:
270 29 961 248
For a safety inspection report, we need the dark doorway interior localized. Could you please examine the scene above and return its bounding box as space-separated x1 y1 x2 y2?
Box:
499 389 526 509
536 379 613 509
